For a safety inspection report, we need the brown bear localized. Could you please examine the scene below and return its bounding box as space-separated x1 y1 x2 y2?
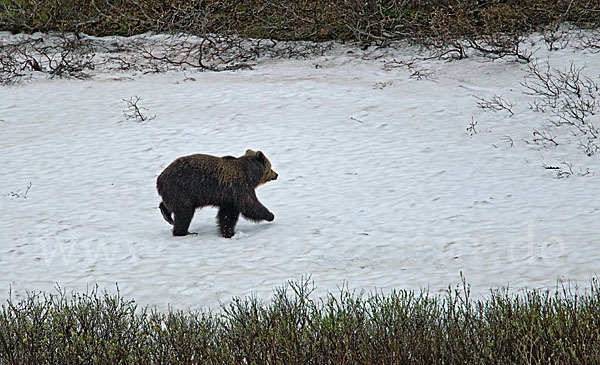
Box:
156 149 278 238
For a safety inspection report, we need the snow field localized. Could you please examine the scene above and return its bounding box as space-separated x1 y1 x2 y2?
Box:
1 33 600 309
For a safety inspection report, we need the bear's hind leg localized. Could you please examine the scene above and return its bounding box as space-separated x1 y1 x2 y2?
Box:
172 206 195 236
217 204 240 238
159 202 174 225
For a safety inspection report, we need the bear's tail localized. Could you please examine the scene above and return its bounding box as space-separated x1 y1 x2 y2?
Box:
159 202 174 225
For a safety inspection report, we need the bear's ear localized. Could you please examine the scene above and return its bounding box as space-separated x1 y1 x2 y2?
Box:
245 149 256 156
256 151 266 163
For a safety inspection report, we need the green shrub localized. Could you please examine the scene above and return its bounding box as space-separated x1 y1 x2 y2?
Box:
1 279 600 364
1 0 599 43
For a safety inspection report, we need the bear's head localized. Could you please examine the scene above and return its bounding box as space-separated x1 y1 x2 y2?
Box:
245 149 278 185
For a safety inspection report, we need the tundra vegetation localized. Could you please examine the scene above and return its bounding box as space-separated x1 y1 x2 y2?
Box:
1 279 600 364
1 0 600 80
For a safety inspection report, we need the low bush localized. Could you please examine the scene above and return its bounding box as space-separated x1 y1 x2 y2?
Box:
1 0 599 43
1 279 600 364
2 1 600 84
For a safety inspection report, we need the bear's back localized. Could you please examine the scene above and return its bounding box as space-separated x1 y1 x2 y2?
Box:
158 154 246 190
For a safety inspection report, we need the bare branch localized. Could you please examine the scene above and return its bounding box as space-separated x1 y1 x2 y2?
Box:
8 182 32 199
466 117 478 136
474 95 515 116
123 96 156 122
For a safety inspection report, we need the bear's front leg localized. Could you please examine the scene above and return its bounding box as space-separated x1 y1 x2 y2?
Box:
217 203 240 238
240 193 274 222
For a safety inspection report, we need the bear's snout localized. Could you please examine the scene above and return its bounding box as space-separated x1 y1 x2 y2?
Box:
272 172 278 180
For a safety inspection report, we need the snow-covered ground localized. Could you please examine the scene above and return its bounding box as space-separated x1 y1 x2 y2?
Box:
1 31 600 310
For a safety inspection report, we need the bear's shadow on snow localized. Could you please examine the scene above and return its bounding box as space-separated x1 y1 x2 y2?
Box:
162 219 273 239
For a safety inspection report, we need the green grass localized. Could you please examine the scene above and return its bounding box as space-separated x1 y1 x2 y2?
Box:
1 279 600 364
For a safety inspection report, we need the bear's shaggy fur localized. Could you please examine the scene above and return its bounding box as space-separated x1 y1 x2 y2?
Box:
156 149 278 238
